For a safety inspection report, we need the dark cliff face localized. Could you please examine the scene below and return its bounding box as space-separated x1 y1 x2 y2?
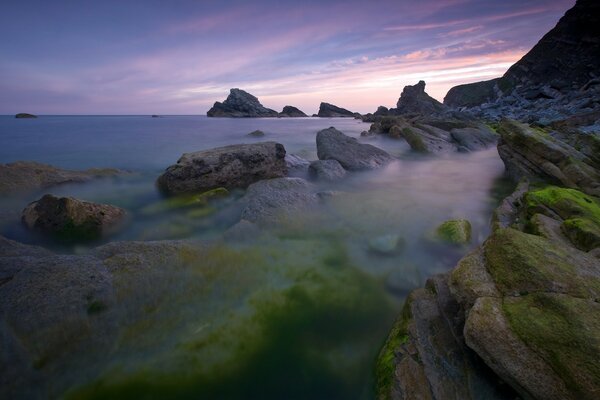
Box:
317 102 356 117
394 80 446 116
444 0 600 108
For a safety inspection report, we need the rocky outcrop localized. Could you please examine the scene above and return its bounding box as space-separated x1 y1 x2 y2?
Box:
317 102 356 117
308 160 346 181
393 81 447 116
378 180 600 400
316 127 393 170
156 142 287 194
497 119 600 196
22 194 126 242
0 161 122 195
279 105 307 117
206 88 278 117
443 0 600 123
15 113 37 118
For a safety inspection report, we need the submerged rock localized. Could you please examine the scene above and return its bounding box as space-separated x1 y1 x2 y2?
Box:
206 88 279 118
368 234 404 256
15 113 37 118
316 127 393 170
279 105 307 117
157 142 287 194
308 159 346 181
317 102 356 117
0 161 122 195
21 194 126 242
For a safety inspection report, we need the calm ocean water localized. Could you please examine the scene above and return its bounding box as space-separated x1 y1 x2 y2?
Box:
0 115 509 398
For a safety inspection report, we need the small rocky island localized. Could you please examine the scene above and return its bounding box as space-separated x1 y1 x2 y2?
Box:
207 88 308 118
15 113 37 118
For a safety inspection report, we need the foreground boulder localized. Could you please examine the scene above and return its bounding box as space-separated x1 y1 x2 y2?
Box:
22 194 126 241
316 127 393 170
0 161 121 195
317 102 356 117
497 119 600 196
279 105 307 117
157 142 287 194
206 88 279 117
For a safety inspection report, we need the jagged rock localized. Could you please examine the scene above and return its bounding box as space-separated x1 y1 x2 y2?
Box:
15 113 37 119
497 119 600 196
317 102 356 117
240 177 320 226
316 127 393 170
22 194 126 241
394 81 447 116
308 160 346 181
279 105 307 117
156 142 287 194
206 88 278 117
0 161 121 195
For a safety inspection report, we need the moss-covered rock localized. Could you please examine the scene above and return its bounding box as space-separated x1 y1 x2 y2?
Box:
435 219 472 245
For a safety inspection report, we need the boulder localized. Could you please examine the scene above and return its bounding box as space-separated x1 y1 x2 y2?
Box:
279 105 307 117
284 154 310 174
22 194 126 241
15 113 37 119
316 127 393 170
394 81 447 116
434 219 472 245
240 177 320 226
156 142 287 194
206 88 278 117
0 161 121 195
317 102 356 117
308 160 346 181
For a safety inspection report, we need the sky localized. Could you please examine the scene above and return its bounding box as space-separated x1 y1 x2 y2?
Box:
0 0 576 115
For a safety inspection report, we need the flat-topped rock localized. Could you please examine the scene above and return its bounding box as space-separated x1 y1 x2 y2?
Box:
206 88 278 118
156 142 287 194
22 194 126 242
317 102 356 117
316 127 393 170
15 113 37 119
0 161 122 195
279 105 307 117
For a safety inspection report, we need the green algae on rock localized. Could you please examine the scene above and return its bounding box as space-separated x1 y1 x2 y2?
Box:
435 219 472 245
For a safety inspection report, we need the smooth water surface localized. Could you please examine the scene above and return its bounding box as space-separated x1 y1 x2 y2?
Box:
0 115 509 398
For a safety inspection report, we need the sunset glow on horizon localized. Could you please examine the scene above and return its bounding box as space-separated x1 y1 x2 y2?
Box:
0 0 575 115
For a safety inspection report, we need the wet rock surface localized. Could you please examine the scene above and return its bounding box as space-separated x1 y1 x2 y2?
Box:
308 159 346 181
316 127 393 170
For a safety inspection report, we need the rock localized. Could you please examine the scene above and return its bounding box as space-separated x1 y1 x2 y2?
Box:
279 105 307 117
0 161 122 196
316 127 393 170
284 154 310 174
435 219 472 245
367 234 404 255
22 194 126 241
223 219 262 242
140 187 228 216
393 81 447 116
206 88 278 117
156 142 287 194
450 126 497 151
15 113 37 118
317 102 356 117
444 78 501 108
308 160 346 181
151 115 160 118
240 177 320 227
373 106 389 116
247 130 265 137
360 130 375 137
497 119 600 196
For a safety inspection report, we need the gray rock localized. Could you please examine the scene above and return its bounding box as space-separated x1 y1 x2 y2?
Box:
316 127 393 170
279 105 307 117
285 153 310 172
157 142 287 194
394 81 447 116
308 160 346 181
450 126 497 151
22 194 127 241
247 130 265 137
240 177 320 226
367 234 404 255
317 102 356 117
0 161 122 195
206 88 278 117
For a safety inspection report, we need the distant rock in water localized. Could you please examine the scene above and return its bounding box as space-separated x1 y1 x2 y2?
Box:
156 142 287 194
443 0 600 123
22 194 126 242
151 115 160 118
279 105 307 117
247 130 265 137
316 127 393 170
15 113 37 118
206 88 279 118
317 102 356 118
393 80 447 116
0 161 122 195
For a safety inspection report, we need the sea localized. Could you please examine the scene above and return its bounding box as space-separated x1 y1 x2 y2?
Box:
0 115 510 398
